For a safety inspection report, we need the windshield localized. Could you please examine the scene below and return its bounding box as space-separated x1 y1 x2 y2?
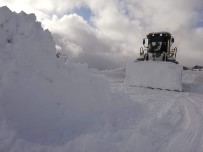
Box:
151 41 166 47
149 37 167 53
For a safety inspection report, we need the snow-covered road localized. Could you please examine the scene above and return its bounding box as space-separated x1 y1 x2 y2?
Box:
103 69 203 152
166 93 202 152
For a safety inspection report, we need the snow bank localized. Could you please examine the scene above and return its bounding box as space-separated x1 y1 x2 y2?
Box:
182 70 203 93
125 61 183 91
0 6 142 151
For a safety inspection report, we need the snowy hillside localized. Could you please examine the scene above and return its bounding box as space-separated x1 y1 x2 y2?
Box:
1 6 203 152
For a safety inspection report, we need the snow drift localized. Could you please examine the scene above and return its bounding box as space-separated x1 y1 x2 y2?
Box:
125 61 183 91
0 6 142 151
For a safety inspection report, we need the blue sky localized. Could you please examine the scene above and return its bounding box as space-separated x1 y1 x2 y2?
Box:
195 9 203 28
196 21 203 28
74 7 92 22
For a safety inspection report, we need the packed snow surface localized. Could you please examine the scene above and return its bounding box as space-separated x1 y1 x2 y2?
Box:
1 6 203 152
125 61 183 91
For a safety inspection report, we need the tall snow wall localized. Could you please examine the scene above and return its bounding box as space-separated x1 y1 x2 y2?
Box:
0 6 138 149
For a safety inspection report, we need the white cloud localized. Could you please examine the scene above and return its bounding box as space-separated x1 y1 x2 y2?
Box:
1 0 203 69
43 13 132 69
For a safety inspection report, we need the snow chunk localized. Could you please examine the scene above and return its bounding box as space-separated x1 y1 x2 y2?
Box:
125 61 183 91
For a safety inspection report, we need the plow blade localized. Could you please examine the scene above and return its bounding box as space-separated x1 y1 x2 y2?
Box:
125 61 183 91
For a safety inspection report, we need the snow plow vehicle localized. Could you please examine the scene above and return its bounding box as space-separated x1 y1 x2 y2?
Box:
125 32 183 91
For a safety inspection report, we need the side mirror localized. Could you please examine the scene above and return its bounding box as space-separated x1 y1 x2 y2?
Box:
143 38 149 48
140 47 144 55
171 38 174 43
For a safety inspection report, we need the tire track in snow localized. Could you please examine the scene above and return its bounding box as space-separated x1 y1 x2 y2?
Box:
166 93 202 152
188 94 203 152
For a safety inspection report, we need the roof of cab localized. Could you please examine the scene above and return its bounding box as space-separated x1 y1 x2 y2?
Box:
147 32 172 37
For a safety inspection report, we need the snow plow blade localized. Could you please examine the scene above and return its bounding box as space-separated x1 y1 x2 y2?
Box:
125 61 183 91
